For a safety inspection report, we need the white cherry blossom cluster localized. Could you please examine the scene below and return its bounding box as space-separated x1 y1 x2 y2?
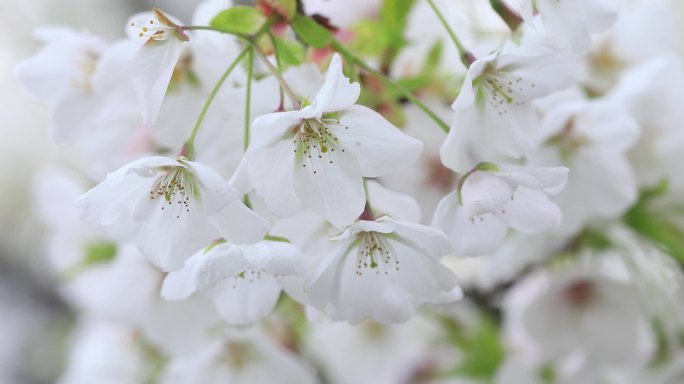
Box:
18 0 684 382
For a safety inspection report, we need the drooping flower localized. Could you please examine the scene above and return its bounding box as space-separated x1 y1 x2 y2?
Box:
440 37 576 173
305 217 462 324
522 0 620 55
76 156 269 271
16 26 108 143
504 260 654 369
162 240 304 325
529 95 639 233
433 163 568 256
160 329 317 384
126 9 189 127
242 53 423 228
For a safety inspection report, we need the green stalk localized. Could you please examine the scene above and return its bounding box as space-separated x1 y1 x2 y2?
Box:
184 46 250 159
244 47 254 151
182 18 278 158
425 0 475 66
250 39 301 109
267 30 286 111
332 40 450 133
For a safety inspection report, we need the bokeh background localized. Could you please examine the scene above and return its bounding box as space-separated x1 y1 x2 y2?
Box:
5 0 684 383
0 2 203 382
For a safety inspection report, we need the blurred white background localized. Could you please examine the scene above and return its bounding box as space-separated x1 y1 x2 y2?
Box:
0 1 202 382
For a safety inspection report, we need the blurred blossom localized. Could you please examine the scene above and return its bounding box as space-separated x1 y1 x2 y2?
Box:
7 0 684 383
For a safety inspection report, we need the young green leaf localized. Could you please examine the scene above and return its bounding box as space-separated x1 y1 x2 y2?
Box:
291 14 333 48
210 6 266 35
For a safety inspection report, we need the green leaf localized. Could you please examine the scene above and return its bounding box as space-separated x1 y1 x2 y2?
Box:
210 6 266 35
396 75 431 92
84 241 118 265
381 0 415 41
538 364 556 383
271 0 297 20
624 180 684 264
273 36 304 67
350 21 389 56
422 40 443 75
441 314 504 380
61 241 118 281
291 14 333 48
380 0 415 57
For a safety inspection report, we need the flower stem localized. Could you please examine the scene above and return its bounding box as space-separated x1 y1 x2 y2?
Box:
331 40 451 133
249 39 301 109
183 46 250 159
267 30 286 111
425 0 475 66
244 47 255 151
489 0 524 31
182 18 278 159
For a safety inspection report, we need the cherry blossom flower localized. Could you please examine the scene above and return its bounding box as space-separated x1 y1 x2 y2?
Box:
160 329 317 384
162 241 304 325
504 261 654 368
76 156 269 271
433 163 568 256
16 26 107 143
529 94 639 233
440 37 576 172
305 217 462 324
523 0 620 54
126 9 189 127
243 54 423 228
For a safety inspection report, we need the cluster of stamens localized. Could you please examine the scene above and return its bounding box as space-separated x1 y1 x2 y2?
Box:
355 232 398 276
231 270 263 288
467 196 514 224
547 119 588 157
479 68 535 116
293 118 348 175
130 18 174 41
73 49 100 92
149 168 195 219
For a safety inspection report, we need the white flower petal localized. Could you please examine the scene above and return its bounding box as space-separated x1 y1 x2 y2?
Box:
241 241 304 276
334 105 423 177
461 171 515 216
536 0 590 53
365 180 421 222
185 160 239 215
52 92 102 143
496 164 569 195
382 218 453 258
439 198 509 256
440 105 516 173
497 37 577 97
501 187 562 233
161 255 200 300
76 171 148 226
249 108 313 151
210 200 270 245
334 220 395 241
134 197 218 271
293 142 365 228
247 139 302 217
335 252 406 324
192 243 249 290
212 274 282 324
128 38 183 127
305 244 348 308
451 58 491 110
394 242 461 303
312 53 360 115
